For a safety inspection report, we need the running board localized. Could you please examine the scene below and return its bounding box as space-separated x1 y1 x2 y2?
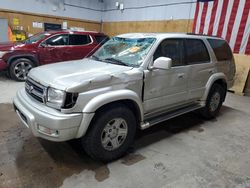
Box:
140 104 202 130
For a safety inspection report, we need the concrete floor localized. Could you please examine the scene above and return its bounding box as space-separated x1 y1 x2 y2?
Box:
1 73 250 188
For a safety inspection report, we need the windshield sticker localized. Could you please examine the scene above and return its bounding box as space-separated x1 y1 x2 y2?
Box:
129 46 140 53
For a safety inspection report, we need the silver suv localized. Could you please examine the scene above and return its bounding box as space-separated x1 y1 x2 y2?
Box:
14 33 236 161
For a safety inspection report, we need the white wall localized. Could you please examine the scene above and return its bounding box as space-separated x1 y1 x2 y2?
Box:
0 0 104 22
103 0 196 22
0 0 196 22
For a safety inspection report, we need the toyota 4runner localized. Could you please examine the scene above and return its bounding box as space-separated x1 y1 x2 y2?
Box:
13 33 236 161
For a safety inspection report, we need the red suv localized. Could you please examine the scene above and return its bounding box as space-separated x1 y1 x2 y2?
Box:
0 30 109 81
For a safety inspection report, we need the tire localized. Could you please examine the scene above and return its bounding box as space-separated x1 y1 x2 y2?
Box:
200 83 226 119
82 104 136 162
9 58 34 81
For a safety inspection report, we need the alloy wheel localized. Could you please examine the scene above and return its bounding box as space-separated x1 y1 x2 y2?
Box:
101 118 128 151
209 92 221 112
14 61 32 80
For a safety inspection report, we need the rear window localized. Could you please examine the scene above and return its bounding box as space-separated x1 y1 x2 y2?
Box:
69 34 91 45
207 39 233 61
185 39 210 64
94 35 109 45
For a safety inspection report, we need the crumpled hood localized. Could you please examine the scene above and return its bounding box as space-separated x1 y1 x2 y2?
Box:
28 58 134 92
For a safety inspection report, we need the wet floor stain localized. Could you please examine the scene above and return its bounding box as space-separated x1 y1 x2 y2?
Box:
0 103 110 188
121 153 146 166
0 103 208 188
162 113 205 134
188 126 204 133
154 162 166 170
94 165 110 182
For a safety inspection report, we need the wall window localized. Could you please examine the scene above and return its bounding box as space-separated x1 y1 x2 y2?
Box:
45 34 69 46
185 39 210 64
207 39 233 61
69 34 91 45
154 39 185 67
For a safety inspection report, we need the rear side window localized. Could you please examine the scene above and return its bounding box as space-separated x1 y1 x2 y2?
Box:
69 34 91 45
94 35 109 45
185 39 210 64
207 39 233 61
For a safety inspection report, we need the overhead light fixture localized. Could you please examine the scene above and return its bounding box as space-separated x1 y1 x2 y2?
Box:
115 2 119 8
119 3 124 10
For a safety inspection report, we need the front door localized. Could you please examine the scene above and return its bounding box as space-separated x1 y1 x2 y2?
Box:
143 38 190 114
38 34 71 64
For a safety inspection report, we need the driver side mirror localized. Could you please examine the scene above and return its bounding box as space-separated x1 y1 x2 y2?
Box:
151 57 172 70
40 43 47 48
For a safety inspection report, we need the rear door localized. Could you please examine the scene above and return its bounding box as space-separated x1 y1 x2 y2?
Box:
185 38 216 100
68 34 95 59
94 35 110 46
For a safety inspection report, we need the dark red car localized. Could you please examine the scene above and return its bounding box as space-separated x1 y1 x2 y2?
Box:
0 30 109 81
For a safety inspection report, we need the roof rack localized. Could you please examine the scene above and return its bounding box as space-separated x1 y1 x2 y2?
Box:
186 33 221 38
61 28 100 33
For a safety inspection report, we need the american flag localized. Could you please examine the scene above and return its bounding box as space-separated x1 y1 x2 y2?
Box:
192 0 250 55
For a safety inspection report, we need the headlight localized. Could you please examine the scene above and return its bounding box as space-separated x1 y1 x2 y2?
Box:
46 87 66 108
0 51 9 58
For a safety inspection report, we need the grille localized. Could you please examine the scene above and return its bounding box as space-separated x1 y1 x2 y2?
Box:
25 78 46 103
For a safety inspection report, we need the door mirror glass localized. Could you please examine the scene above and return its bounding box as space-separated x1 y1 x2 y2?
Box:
152 57 172 70
40 42 47 48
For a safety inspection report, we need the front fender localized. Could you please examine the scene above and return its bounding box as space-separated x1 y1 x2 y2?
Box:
76 89 144 138
201 73 227 102
83 89 143 117
7 54 39 66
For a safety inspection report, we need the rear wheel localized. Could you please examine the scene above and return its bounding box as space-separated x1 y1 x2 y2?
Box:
82 105 136 162
9 58 34 81
200 83 226 119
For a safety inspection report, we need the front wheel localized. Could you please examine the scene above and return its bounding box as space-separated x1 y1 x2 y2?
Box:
82 105 136 162
200 83 226 119
9 58 34 81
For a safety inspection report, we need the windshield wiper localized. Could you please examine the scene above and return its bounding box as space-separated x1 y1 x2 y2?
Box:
104 58 128 66
91 55 101 61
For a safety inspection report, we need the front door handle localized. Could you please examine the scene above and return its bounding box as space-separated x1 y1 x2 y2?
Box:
208 69 215 74
178 73 185 78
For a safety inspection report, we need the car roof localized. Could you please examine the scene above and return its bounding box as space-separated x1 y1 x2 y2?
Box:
116 33 224 41
45 30 106 36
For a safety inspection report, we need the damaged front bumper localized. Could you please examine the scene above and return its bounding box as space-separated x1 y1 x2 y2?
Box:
13 88 83 142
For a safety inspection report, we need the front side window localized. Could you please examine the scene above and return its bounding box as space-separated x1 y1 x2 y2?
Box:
207 39 233 61
69 34 91 45
154 39 185 67
45 34 69 46
185 39 210 64
25 33 50 44
92 37 156 67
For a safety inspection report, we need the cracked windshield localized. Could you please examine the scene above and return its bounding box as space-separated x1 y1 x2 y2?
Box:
92 37 156 67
